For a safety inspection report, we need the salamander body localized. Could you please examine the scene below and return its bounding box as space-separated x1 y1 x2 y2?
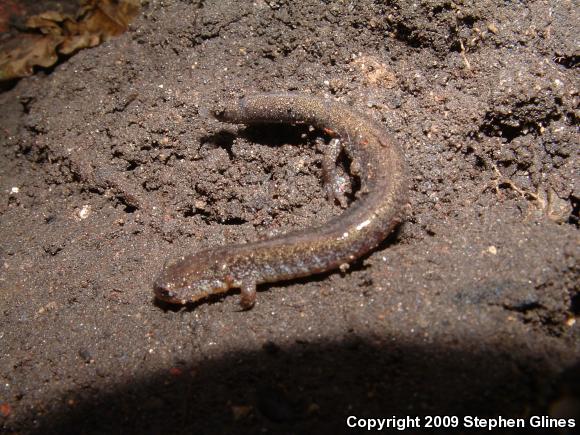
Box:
154 93 408 308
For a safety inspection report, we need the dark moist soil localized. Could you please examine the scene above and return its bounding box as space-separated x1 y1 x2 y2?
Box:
1 1 579 434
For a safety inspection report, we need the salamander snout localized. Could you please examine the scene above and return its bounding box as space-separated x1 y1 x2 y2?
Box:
153 250 235 305
212 98 246 123
153 278 185 304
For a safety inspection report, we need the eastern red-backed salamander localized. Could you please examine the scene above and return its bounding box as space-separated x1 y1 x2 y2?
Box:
154 93 409 308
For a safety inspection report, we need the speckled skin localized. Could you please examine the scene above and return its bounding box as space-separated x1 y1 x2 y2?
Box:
154 93 408 308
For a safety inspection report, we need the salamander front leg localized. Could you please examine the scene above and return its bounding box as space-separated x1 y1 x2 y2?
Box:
239 280 257 309
322 138 349 208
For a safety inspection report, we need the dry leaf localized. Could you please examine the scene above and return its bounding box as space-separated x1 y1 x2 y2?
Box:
0 0 140 80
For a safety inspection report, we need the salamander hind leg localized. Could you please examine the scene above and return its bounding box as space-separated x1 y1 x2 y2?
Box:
239 279 257 310
321 138 350 208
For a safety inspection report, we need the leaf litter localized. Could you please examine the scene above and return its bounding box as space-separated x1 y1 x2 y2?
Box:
0 0 139 80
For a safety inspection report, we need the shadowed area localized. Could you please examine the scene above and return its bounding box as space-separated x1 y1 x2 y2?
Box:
14 337 576 434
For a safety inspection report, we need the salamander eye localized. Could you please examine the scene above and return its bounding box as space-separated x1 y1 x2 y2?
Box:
154 280 179 303
213 107 227 120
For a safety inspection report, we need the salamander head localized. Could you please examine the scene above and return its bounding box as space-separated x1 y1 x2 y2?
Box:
154 250 236 304
212 98 246 124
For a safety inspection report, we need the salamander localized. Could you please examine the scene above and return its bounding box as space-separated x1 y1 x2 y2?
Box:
154 93 409 308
